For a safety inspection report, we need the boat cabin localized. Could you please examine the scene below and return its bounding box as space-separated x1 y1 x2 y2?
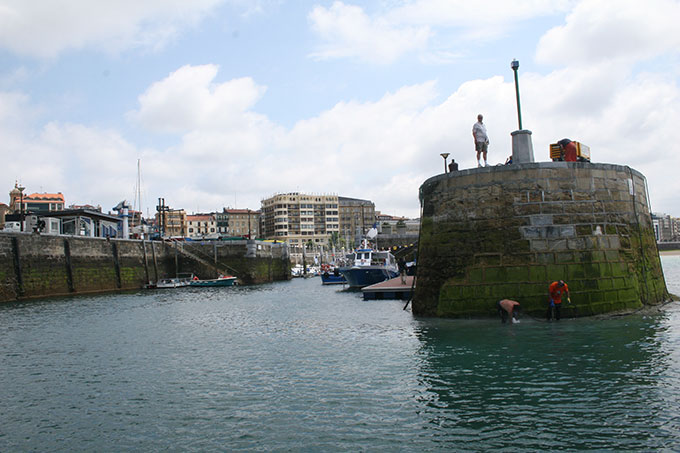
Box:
347 248 395 268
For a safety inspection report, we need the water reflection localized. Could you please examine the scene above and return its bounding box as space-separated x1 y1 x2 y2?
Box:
412 312 680 449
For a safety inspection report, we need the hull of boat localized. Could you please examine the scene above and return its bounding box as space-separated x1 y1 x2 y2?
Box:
190 277 237 287
321 274 347 285
338 266 399 288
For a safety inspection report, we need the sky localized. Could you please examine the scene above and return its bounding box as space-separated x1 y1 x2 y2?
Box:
1 0 679 219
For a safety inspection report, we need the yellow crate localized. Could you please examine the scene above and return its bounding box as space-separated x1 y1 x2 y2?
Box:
550 143 562 160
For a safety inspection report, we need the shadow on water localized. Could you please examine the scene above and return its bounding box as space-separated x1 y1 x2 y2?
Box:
411 311 680 450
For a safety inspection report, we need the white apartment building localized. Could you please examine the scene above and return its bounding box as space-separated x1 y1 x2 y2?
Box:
186 213 217 239
261 193 339 246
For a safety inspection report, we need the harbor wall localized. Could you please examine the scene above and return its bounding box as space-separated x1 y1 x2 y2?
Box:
415 162 669 318
0 233 290 302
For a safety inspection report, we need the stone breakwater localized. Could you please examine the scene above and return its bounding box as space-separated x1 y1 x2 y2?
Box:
0 233 290 302
415 162 669 318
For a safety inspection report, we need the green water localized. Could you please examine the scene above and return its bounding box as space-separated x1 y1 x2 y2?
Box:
1 256 680 451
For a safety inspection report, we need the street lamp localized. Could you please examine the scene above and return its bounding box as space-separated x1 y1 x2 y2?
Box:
511 59 522 130
440 153 450 173
17 184 25 232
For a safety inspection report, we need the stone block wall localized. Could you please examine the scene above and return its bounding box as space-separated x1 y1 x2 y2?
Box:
415 162 669 318
0 233 290 302
177 240 290 284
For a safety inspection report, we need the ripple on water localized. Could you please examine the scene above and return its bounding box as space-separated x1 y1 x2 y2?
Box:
2 276 680 450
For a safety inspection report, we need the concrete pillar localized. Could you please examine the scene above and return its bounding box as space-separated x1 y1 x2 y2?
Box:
511 129 534 163
246 239 256 258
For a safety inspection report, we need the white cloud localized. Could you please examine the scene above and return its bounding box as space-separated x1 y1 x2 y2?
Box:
128 64 270 136
308 0 574 63
4 38 680 219
536 0 680 65
386 0 573 29
0 0 225 58
308 1 431 64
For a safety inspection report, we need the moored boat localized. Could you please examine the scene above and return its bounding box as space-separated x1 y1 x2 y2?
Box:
338 241 399 288
190 275 238 287
320 264 346 285
155 273 194 289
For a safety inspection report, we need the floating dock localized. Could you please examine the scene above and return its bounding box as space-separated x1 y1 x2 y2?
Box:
362 276 415 300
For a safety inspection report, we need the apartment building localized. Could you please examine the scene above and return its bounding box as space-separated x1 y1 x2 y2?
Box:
652 212 679 242
187 213 217 239
156 208 187 238
338 196 376 245
215 208 260 238
261 193 339 246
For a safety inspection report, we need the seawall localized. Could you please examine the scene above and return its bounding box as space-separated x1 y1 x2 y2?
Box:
0 233 290 302
415 162 669 318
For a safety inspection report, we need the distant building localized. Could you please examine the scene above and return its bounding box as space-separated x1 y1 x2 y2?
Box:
9 186 65 214
70 204 102 212
187 213 217 239
338 196 376 246
375 211 420 235
0 203 8 229
6 183 65 232
261 193 339 247
652 212 675 242
216 208 261 238
32 209 120 238
156 207 187 238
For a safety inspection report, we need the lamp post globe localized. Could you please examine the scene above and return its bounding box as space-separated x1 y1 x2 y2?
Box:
440 153 450 173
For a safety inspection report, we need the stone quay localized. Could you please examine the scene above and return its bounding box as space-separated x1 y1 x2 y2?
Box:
414 162 669 318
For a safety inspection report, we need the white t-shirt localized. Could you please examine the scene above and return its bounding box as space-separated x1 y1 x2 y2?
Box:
473 121 488 143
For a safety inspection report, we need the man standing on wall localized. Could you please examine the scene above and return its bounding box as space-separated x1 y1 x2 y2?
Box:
547 280 570 321
473 114 489 167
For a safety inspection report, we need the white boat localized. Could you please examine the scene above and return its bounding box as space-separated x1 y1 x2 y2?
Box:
154 273 194 289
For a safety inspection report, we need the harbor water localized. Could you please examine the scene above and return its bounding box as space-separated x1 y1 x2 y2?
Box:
2 256 680 451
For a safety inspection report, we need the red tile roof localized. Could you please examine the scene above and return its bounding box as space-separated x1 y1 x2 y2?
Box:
25 192 65 202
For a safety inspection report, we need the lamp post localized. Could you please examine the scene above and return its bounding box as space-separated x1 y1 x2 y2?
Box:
440 153 450 173
17 184 25 232
511 59 522 130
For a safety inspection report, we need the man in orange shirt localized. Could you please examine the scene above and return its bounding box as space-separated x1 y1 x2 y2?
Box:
557 138 578 162
547 280 570 321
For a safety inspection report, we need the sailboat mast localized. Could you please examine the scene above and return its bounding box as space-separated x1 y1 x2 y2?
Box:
137 158 142 216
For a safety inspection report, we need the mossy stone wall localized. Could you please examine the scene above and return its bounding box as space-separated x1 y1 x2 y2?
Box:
415 162 669 318
0 233 291 302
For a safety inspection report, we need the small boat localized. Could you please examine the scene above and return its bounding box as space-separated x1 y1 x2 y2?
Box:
320 264 347 285
155 273 194 289
291 264 304 278
190 275 238 287
338 240 399 289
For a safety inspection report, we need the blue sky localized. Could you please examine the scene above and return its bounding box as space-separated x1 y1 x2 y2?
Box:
1 0 679 218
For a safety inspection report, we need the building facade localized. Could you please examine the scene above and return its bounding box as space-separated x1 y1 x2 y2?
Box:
156 208 187 238
10 183 65 214
261 193 339 246
186 214 217 239
215 209 260 238
652 212 679 242
338 196 376 246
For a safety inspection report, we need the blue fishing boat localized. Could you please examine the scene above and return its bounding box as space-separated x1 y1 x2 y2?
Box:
338 240 399 289
321 266 347 285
